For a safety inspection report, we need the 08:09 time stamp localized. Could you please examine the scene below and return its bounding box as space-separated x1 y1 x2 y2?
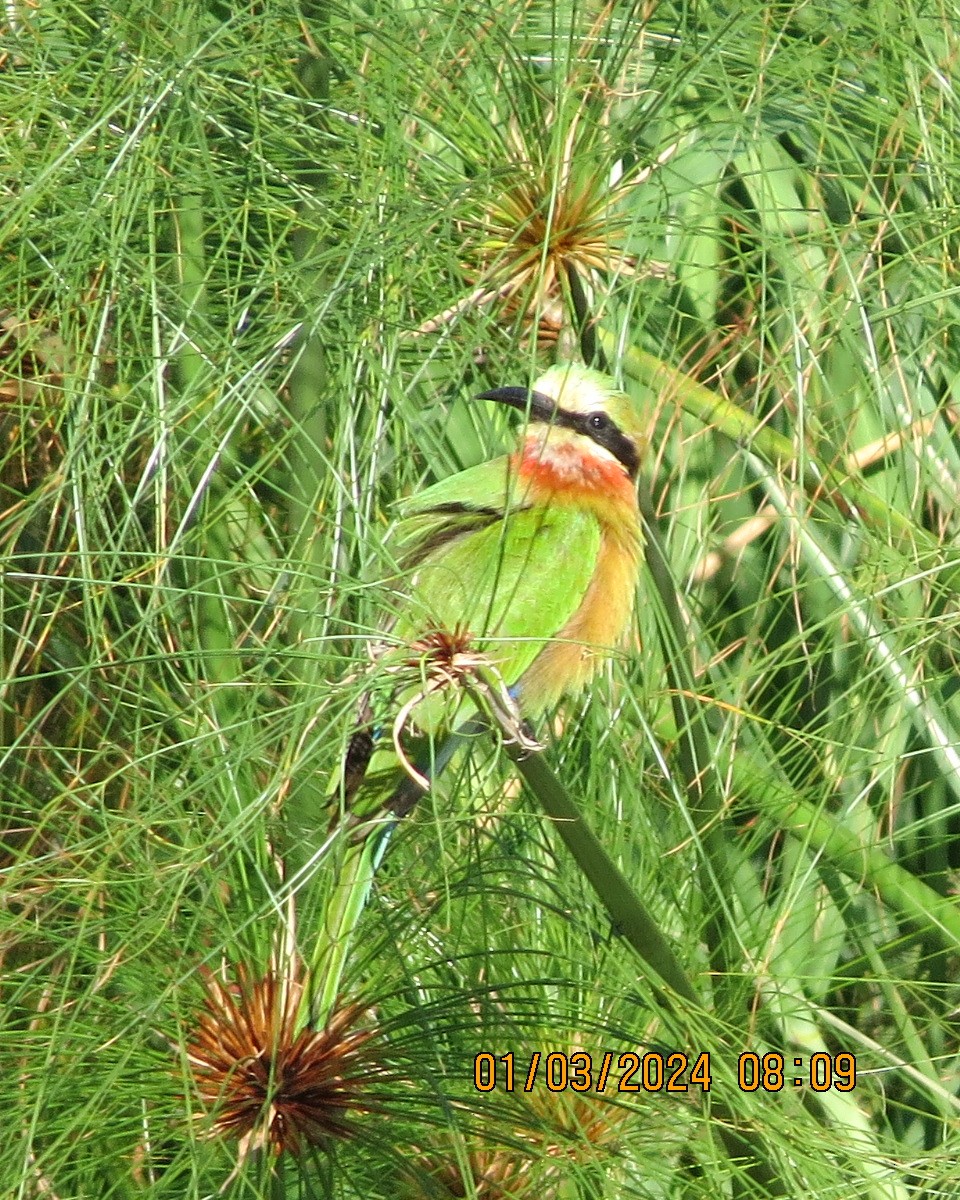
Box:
474 1051 857 1094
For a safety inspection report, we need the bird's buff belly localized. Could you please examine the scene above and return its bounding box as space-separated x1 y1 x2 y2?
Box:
518 530 641 712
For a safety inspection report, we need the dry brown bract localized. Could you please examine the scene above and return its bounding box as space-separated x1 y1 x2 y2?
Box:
185 962 378 1158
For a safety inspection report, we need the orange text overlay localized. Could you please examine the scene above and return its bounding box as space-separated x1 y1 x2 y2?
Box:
473 1051 857 1094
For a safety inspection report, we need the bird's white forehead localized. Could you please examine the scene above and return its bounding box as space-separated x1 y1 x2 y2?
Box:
535 365 606 414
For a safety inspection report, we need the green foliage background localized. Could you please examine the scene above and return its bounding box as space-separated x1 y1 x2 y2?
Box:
3 0 960 1196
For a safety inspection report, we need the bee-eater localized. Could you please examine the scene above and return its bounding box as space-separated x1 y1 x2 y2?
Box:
342 360 646 808
308 361 646 1015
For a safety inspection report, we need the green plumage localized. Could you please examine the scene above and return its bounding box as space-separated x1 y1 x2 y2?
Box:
392 457 601 718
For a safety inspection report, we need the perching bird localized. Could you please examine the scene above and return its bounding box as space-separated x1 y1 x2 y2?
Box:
343 360 646 811
309 361 647 1014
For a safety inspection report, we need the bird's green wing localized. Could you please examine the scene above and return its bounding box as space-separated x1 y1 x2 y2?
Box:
322 477 599 824
395 502 601 692
397 455 522 517
392 456 529 566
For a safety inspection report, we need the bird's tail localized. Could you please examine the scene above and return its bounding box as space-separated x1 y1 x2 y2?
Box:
305 715 488 1024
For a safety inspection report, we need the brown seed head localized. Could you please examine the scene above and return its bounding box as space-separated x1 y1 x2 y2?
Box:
184 963 379 1157
406 626 478 674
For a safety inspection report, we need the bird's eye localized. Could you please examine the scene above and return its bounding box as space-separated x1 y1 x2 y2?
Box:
588 412 609 431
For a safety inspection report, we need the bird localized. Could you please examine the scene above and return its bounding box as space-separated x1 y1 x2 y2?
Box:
307 361 647 1015
347 360 646 807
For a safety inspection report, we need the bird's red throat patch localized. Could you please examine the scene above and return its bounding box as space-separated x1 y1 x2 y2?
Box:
516 439 631 498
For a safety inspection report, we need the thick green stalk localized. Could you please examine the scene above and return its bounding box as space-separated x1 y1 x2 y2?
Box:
168 190 245 755
755 772 960 950
609 336 960 597
166 181 273 909
503 740 784 1197
507 745 697 1002
280 20 339 862
285 15 336 662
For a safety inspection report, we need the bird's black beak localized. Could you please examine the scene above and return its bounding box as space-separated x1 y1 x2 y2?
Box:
474 386 558 424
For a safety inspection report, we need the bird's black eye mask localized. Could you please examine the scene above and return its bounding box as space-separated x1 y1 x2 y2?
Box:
475 386 639 480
